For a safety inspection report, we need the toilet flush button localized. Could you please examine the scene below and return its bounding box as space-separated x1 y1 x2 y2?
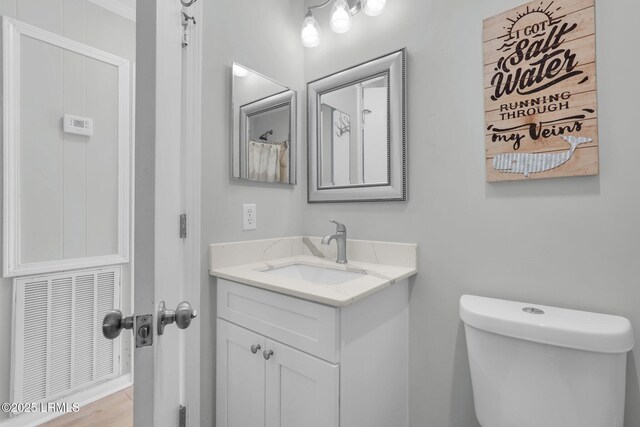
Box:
523 307 545 315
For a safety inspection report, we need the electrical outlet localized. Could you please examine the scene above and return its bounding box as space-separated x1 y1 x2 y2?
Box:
243 204 257 230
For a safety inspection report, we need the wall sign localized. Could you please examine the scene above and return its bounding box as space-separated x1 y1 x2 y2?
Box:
483 0 598 182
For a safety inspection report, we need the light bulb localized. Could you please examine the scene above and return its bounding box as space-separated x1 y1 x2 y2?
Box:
232 64 248 77
301 14 321 47
363 0 386 16
330 0 352 33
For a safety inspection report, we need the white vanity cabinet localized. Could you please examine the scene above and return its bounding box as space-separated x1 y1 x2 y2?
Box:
218 320 339 427
216 277 409 427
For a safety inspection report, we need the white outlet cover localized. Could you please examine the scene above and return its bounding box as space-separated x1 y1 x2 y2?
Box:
243 204 256 230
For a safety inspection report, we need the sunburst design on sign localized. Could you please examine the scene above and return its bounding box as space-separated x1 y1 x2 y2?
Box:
498 1 563 51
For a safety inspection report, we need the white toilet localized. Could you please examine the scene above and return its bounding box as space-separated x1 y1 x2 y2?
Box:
460 295 634 427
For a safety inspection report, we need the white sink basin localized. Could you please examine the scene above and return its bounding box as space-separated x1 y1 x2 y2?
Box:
263 264 365 285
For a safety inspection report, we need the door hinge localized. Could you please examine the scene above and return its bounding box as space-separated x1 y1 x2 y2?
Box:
180 214 187 238
179 405 186 427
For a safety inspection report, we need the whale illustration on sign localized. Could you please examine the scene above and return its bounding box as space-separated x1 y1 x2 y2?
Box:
492 136 592 177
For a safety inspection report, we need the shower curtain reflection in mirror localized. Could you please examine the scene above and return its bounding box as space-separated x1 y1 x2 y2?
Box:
231 62 297 185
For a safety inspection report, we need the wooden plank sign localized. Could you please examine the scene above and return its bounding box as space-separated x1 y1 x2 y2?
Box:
483 0 598 182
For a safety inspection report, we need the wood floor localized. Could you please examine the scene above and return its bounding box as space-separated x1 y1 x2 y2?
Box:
41 387 133 427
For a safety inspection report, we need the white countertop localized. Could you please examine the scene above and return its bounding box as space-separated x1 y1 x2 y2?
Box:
210 254 417 307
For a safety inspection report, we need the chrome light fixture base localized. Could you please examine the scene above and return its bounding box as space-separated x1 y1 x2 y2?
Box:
302 0 386 47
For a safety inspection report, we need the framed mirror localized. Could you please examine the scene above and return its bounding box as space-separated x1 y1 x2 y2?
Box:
307 49 406 203
231 63 296 185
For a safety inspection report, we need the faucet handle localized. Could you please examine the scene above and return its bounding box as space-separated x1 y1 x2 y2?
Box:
329 219 346 233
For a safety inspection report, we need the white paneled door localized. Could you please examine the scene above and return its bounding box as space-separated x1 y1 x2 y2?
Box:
2 0 200 425
101 0 202 426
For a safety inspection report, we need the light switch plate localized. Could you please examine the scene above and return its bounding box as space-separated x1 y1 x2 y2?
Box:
243 204 256 230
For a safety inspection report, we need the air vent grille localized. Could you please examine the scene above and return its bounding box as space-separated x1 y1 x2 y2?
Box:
12 267 121 408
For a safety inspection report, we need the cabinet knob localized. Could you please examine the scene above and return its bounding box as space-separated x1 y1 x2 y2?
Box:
263 349 274 360
250 344 261 354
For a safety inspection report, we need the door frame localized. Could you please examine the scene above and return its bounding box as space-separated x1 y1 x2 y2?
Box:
134 0 202 425
181 0 203 425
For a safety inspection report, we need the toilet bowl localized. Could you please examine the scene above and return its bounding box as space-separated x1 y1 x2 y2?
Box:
460 295 634 427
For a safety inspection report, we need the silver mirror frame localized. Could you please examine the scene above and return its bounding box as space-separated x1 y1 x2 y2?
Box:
238 90 297 184
307 48 406 203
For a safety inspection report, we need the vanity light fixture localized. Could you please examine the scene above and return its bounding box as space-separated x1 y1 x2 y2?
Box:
301 12 321 48
330 0 352 33
362 0 386 16
301 0 387 47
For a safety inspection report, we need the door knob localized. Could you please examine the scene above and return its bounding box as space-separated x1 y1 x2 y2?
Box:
175 301 198 329
102 310 134 339
102 311 153 347
251 344 261 354
263 349 274 360
157 301 198 335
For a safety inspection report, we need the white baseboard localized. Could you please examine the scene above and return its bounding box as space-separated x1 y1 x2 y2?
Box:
0 374 133 427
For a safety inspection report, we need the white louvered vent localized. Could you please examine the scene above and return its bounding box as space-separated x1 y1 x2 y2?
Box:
11 267 121 407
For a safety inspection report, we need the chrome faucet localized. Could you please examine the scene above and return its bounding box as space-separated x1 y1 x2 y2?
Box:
322 220 348 264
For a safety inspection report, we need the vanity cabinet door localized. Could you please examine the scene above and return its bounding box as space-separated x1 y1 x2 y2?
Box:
265 339 339 427
217 320 267 427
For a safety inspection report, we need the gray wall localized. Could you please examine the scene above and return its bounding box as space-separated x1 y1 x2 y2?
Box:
199 0 305 425
0 2 135 425
200 0 640 426
301 0 640 426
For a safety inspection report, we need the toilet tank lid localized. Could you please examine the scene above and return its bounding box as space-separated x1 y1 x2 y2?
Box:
459 295 634 353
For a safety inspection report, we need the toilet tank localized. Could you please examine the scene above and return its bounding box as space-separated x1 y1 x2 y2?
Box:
460 295 634 427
